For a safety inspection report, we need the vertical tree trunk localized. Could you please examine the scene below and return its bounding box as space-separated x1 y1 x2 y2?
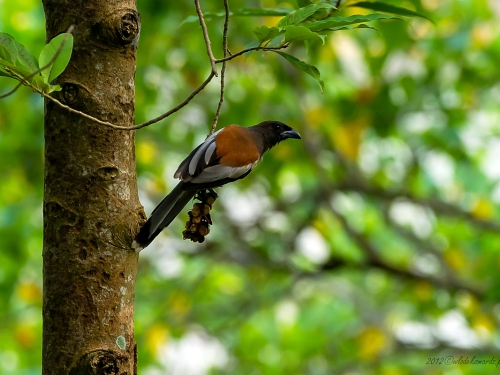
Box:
41 1 142 373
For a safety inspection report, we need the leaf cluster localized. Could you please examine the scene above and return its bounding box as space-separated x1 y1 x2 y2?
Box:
0 32 73 94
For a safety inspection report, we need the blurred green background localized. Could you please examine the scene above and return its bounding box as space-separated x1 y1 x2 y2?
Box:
2 0 500 374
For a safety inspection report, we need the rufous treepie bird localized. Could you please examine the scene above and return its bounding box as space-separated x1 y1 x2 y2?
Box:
133 120 301 250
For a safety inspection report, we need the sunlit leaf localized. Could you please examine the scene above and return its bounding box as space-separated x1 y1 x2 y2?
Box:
322 24 379 32
471 198 493 220
181 8 292 25
48 84 62 93
308 13 403 32
0 46 13 66
231 8 292 16
0 57 32 80
32 74 50 91
297 0 313 7
272 51 323 91
0 69 12 77
0 33 17 63
253 26 284 44
14 40 38 73
349 1 433 22
277 3 336 29
284 26 325 44
39 33 73 84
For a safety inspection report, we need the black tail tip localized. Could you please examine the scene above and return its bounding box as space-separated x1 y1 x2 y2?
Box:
133 221 152 251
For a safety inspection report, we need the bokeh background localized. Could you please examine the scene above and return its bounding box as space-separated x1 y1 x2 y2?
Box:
1 0 500 374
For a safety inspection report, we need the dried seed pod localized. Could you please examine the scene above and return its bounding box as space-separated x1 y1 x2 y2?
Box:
192 204 202 216
203 204 211 215
183 189 218 243
198 225 210 236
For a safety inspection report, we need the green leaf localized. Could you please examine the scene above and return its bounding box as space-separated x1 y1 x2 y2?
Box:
253 26 284 44
284 26 325 44
322 24 379 33
308 13 402 32
297 0 313 7
32 74 50 91
181 8 292 25
14 40 39 73
0 33 18 63
272 51 323 91
0 57 32 80
39 33 74 84
277 4 336 29
349 1 433 22
0 67 12 77
48 84 62 93
231 8 293 16
0 45 14 65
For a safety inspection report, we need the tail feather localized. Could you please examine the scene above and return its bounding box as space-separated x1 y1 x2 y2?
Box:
134 182 196 250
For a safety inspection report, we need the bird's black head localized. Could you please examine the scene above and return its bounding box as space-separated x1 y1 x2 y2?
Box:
252 120 301 152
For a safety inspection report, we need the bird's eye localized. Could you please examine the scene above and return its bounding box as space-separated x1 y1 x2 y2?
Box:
274 123 282 130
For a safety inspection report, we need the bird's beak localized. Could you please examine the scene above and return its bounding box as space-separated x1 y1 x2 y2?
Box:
281 129 301 140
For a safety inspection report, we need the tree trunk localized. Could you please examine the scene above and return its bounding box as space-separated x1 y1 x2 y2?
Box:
42 1 142 373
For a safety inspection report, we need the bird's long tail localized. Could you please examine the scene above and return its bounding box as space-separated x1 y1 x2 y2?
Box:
133 182 196 250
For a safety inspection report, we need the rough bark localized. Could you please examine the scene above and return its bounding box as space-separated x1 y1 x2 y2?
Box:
42 1 143 374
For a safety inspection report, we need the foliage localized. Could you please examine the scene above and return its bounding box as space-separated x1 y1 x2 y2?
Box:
1 0 500 374
0 31 73 93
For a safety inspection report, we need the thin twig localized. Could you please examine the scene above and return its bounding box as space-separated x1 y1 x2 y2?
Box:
215 44 290 63
11 64 216 130
133 72 216 130
0 25 75 99
194 0 218 76
1 5 289 131
209 0 230 136
53 72 215 130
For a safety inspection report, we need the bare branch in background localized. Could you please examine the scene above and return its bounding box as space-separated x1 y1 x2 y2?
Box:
194 0 218 76
327 202 484 298
210 0 230 136
380 204 464 284
336 180 500 232
215 44 290 63
3 2 292 131
298 126 486 298
19 70 216 131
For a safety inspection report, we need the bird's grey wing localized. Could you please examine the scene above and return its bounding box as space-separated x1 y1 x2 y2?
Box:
174 129 222 181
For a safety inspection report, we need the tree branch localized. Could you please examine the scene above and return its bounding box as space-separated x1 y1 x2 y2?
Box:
209 0 229 136
194 0 218 76
214 44 290 63
336 180 500 232
3 3 290 131
15 70 215 130
327 202 485 298
298 131 486 298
